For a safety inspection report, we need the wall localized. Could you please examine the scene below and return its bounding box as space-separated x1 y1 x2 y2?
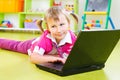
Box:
110 0 120 29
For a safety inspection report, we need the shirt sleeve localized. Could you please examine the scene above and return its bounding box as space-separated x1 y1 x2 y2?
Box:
28 31 51 56
28 34 46 56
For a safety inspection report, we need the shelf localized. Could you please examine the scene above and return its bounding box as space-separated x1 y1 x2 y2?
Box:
0 0 79 32
0 27 40 32
20 12 45 15
0 12 20 14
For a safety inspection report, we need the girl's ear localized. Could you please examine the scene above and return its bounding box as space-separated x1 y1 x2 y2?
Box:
46 23 49 30
68 26 70 30
67 23 70 30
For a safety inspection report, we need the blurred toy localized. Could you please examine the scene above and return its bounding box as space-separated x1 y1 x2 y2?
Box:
0 20 13 28
53 0 62 6
65 4 74 13
24 19 39 29
84 19 103 30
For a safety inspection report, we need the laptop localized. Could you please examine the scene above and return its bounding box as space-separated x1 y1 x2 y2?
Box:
36 29 120 76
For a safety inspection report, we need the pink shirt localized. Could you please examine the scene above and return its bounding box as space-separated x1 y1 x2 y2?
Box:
28 30 76 59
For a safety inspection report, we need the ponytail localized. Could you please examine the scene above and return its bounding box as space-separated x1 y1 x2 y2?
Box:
70 13 78 24
36 20 44 33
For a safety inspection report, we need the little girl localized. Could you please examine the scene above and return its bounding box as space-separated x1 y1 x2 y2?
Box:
0 6 78 64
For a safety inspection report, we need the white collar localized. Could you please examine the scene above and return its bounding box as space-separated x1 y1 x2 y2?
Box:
46 31 72 47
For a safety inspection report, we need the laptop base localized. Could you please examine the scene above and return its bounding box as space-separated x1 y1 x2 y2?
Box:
36 64 105 76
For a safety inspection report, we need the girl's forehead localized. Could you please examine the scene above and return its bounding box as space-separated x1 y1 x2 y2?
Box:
47 18 60 25
47 14 67 22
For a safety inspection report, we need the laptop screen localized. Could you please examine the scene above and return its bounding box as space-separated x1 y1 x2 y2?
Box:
62 29 120 70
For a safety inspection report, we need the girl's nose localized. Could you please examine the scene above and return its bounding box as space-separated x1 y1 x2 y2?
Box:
57 26 62 32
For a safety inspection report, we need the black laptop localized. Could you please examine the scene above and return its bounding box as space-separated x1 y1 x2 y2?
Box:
36 29 120 76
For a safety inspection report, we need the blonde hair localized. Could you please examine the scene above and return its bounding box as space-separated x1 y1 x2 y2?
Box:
37 6 78 33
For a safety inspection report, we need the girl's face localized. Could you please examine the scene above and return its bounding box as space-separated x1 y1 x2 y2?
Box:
47 14 70 43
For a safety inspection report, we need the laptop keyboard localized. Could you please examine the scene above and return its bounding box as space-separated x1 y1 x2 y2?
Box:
40 62 63 71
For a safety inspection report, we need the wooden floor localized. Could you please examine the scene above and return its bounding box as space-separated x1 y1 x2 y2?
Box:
0 31 120 80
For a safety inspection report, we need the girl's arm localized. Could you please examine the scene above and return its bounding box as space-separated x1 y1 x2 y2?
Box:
29 52 66 64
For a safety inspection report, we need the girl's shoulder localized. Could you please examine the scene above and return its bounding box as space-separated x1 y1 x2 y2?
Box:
42 30 50 36
32 30 50 44
39 30 50 39
68 30 77 38
68 30 77 43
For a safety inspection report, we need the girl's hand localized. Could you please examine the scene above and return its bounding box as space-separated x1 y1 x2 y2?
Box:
30 52 66 64
48 57 66 64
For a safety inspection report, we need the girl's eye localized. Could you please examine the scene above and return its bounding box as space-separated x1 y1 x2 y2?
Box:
60 23 64 26
51 25 56 28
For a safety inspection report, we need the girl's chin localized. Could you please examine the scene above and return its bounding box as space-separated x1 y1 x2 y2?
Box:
56 36 64 40
55 34 66 40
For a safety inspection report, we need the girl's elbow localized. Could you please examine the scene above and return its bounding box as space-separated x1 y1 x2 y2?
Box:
29 53 43 64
